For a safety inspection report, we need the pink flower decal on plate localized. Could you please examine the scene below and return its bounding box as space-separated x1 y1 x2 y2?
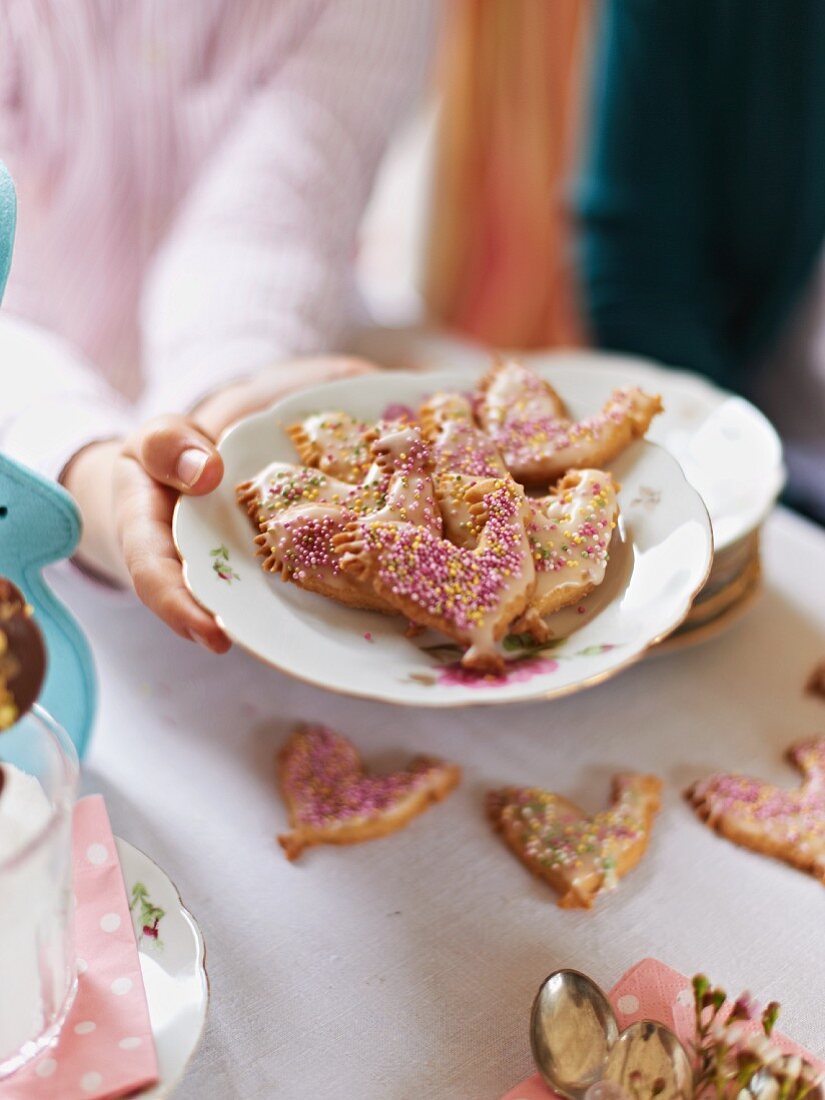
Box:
408 636 620 687
437 656 559 688
130 881 165 947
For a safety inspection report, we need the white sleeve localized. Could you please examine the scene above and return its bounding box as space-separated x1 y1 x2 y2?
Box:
139 0 439 417
0 315 132 481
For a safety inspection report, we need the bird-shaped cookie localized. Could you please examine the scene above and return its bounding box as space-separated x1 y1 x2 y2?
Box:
526 469 619 614
277 725 461 860
333 477 535 673
0 455 97 757
286 411 379 484
238 421 442 611
419 391 511 547
506 469 619 642
488 773 663 908
476 358 568 436
476 360 662 487
686 737 825 884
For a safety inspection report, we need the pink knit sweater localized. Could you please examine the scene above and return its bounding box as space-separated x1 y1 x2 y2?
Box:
0 0 436 477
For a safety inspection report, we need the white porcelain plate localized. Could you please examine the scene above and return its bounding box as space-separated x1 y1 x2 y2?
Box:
116 838 208 1098
174 370 713 707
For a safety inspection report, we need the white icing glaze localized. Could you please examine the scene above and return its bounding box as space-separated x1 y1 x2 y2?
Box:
491 773 661 905
527 470 618 614
488 386 662 482
249 422 442 601
420 392 509 546
478 359 567 431
343 479 535 669
291 411 376 483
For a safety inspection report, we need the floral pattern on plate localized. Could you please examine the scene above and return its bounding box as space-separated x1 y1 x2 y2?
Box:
409 637 618 689
210 545 240 583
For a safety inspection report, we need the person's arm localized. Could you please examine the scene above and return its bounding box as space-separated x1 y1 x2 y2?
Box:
138 0 439 418
577 0 733 386
59 2 437 648
0 318 132 482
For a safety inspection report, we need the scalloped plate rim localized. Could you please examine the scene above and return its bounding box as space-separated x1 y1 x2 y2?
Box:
115 836 208 1099
173 369 714 707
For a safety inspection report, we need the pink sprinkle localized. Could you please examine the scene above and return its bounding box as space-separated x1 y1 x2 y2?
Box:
364 632 373 642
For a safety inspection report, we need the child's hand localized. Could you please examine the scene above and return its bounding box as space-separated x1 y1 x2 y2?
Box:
64 357 377 650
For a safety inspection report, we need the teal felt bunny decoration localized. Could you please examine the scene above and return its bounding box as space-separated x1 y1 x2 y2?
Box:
0 458 97 757
0 162 97 756
0 161 14 301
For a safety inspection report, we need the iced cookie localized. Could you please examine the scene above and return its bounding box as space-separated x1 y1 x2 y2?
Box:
0 579 46 730
420 391 511 546
287 411 380 484
480 373 662 487
487 773 663 908
239 423 442 611
686 737 825 884
523 470 619 621
333 478 535 673
476 358 568 435
239 420 430 525
277 725 461 859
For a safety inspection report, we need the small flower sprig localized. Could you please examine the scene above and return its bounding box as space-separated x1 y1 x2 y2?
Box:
210 544 240 583
691 975 823 1099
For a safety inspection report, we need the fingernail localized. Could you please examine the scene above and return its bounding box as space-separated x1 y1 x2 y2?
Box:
177 448 209 487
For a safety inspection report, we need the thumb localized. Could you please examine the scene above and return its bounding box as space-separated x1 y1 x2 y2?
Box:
125 415 224 495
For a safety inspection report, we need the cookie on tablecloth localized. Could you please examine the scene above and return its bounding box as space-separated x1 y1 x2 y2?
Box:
277 725 461 859
488 773 662 908
686 737 825 884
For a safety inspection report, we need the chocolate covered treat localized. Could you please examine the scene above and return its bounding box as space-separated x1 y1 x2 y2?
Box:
0 579 46 730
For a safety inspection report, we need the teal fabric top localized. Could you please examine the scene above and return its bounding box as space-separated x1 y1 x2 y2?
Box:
578 0 825 392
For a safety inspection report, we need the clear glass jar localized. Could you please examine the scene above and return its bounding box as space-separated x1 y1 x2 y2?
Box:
0 704 78 1077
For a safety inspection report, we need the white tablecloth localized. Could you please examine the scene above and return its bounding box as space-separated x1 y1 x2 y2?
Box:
52 506 825 1099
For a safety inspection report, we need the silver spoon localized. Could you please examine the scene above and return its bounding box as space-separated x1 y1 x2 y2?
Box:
602 1020 693 1099
530 970 692 1100
530 969 619 1099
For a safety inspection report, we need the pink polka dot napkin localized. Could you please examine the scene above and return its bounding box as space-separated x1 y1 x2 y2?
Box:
1 796 158 1099
501 957 824 1099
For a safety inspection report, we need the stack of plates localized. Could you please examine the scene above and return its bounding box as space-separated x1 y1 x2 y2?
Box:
355 332 784 650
